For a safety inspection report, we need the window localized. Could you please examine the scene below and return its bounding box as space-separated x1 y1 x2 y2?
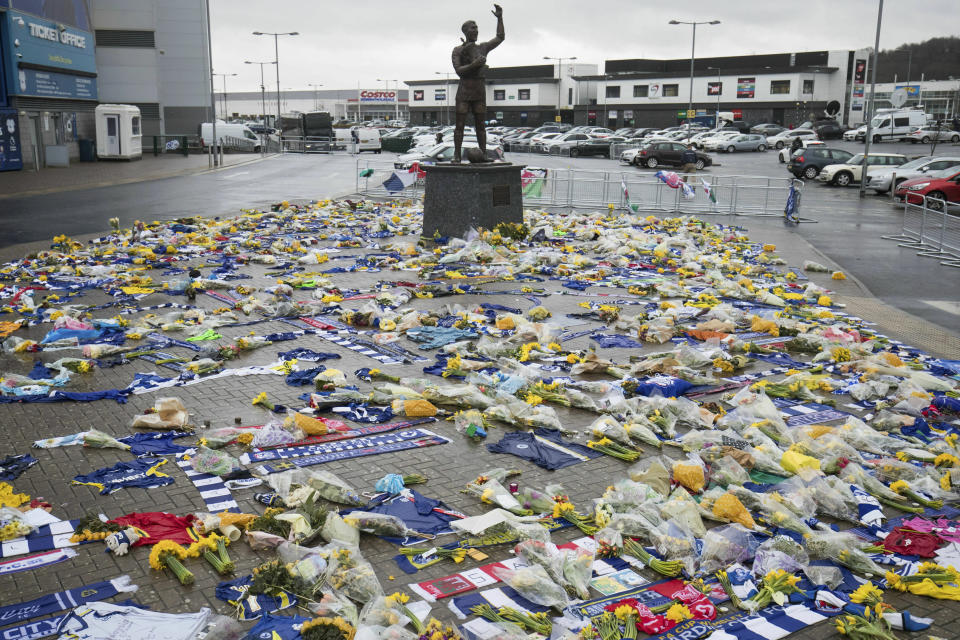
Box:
568 88 573 105
518 89 530 100
606 85 620 98
131 116 141 136
434 89 446 101
663 84 679 97
770 80 791 95
107 118 117 136
802 79 814 94
494 89 505 101
894 117 910 127
244 130 256 140
633 85 648 97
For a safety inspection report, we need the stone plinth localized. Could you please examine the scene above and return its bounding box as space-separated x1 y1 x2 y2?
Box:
421 163 524 239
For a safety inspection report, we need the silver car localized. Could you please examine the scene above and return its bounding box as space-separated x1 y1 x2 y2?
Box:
865 155 960 193
903 126 960 144
714 133 768 153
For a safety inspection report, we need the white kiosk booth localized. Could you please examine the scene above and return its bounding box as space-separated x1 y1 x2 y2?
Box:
95 105 142 160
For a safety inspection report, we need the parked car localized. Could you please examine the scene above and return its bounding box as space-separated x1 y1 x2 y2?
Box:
786 147 854 179
564 136 627 158
866 156 960 193
751 123 785 135
813 120 844 140
618 142 651 166
778 139 825 163
712 133 768 153
903 125 960 144
543 132 592 152
894 167 960 210
626 141 712 169
700 131 742 151
530 132 562 151
722 120 752 133
816 152 908 186
766 128 818 149
395 141 503 167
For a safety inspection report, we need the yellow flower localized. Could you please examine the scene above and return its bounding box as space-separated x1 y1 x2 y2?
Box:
613 605 636 622
665 603 692 623
252 392 268 406
832 271 846 280
524 394 543 407
935 453 959 468
849 582 884 606
884 571 906 591
237 432 254 446
817 295 832 306
831 346 851 362
889 480 909 495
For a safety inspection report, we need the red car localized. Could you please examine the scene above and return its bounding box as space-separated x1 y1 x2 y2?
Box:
895 167 960 210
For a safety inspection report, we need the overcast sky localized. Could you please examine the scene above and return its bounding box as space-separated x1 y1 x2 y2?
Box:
210 0 957 93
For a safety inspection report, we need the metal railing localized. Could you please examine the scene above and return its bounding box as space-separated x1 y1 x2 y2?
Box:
353 159 806 220
882 195 960 268
280 135 337 153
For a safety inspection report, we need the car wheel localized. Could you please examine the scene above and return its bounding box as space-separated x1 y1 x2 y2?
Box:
803 166 819 179
921 136 931 144
758 144 766 152
726 145 735 153
927 191 946 210
778 153 786 164
834 171 852 186
775 141 784 149
645 157 659 169
695 159 705 170
570 148 580 157
872 134 882 143
952 135 960 143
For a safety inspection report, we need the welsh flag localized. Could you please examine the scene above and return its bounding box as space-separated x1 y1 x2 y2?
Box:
701 178 717 204
621 177 639 212
521 168 547 197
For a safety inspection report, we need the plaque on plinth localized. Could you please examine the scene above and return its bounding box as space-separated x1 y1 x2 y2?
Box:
420 163 524 239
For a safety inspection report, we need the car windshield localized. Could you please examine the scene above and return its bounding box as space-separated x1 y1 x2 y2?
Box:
932 168 960 179
898 157 934 170
847 154 865 166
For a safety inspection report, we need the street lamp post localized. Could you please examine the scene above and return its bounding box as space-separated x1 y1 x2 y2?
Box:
252 31 299 130
669 18 720 138
435 72 453 126
245 60 276 155
859 0 883 199
212 72 237 120
308 83 324 111
543 56 577 123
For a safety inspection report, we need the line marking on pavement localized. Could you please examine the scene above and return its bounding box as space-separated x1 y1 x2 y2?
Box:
921 300 960 316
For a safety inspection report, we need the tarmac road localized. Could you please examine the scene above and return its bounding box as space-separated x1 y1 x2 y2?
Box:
2 140 958 331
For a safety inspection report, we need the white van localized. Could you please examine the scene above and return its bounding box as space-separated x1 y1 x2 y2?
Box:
200 122 261 151
843 108 929 143
335 127 382 153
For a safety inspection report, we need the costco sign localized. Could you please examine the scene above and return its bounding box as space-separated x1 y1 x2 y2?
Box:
360 90 396 103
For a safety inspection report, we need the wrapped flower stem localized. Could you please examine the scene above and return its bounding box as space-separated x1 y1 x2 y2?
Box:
398 546 466 563
355 367 401 383
586 438 641 462
744 569 802 612
613 605 639 640
714 570 743 609
594 612 621 640
889 480 943 509
871 491 924 514
623 538 682 577
553 501 598 535
497 607 552 635
217 536 232 567
834 607 897 640
148 540 194 585
385 592 424 634
403 473 428 486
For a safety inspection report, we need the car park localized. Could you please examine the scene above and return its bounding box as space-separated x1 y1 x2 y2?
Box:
766 128 818 149
903 125 960 144
816 152 908 187
786 147 854 179
628 141 712 169
395 141 503 167
865 156 960 193
812 120 845 140
711 133 768 153
894 167 960 209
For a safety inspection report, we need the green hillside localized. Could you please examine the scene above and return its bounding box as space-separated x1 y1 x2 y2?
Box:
875 36 960 83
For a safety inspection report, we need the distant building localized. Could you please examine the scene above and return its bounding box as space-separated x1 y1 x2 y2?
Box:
218 88 409 125
90 0 212 136
865 79 959 121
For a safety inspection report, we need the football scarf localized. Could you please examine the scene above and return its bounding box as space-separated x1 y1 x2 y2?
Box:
0 454 38 481
175 456 239 514
215 576 297 621
53 602 211 640
242 428 439 464
0 519 88 558
0 548 76 576
242 612 312 640
249 419 433 451
252 430 449 475
0 575 137 624
72 458 173 495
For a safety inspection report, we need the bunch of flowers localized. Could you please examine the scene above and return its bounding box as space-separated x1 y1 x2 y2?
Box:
249 559 322 601
714 570 742 608
384 592 424 633
552 500 598 535
300 616 356 640
888 479 943 509
834 606 897 640
69 514 122 543
187 533 233 574
622 538 683 577
743 569 802 612
664 603 693 623
524 380 571 406
398 546 466 564
354 368 401 384
327 547 381 604
885 562 960 597
586 437 642 462
416 618 462 640
148 540 194 585
470 604 552 635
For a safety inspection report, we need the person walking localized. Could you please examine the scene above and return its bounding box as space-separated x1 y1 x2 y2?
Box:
790 136 803 154
351 128 360 154
681 144 698 174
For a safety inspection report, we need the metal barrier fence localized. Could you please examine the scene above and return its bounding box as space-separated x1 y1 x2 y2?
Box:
280 136 337 153
354 159 806 220
882 195 960 268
